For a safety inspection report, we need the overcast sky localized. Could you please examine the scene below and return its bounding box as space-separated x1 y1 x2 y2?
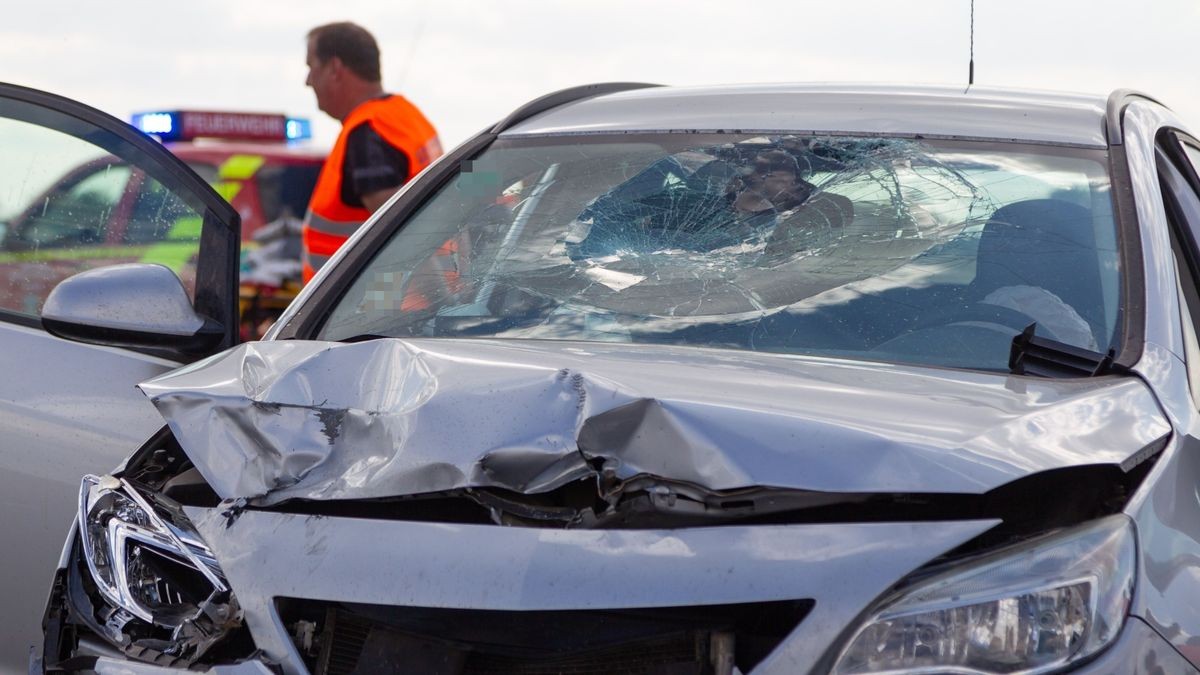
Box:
2 0 1198 150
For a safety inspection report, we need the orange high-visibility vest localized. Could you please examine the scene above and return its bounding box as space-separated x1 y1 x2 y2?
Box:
399 235 468 311
302 95 441 282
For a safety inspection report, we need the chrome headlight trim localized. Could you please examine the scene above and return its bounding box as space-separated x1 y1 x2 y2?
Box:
78 474 230 626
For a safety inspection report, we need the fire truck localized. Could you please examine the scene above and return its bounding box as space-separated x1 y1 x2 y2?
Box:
132 110 325 338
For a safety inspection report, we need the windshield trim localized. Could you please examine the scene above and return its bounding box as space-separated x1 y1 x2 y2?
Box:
501 128 1108 150
1108 138 1145 370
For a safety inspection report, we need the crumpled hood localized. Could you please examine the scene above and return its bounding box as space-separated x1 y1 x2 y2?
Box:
140 338 1170 505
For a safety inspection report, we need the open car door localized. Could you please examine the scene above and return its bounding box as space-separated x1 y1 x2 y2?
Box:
0 82 239 669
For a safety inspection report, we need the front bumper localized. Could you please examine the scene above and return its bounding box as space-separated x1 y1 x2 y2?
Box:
205 509 996 673
54 509 1183 674
46 616 1194 675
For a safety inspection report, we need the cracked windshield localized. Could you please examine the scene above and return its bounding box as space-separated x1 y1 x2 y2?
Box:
320 134 1119 371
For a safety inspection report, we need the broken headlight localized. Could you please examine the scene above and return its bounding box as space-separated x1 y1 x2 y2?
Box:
832 515 1134 674
78 474 241 657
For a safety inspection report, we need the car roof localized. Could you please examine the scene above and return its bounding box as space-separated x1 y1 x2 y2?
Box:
500 83 1111 147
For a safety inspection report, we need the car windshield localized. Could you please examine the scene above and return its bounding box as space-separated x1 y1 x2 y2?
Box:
317 133 1120 372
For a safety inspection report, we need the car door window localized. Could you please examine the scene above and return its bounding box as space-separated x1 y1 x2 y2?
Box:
1183 145 1200 181
13 162 132 249
0 100 216 320
1157 141 1200 405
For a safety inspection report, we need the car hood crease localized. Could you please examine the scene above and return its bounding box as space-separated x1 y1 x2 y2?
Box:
139 338 1171 505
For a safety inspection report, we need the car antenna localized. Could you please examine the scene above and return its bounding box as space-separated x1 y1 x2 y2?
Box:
395 0 430 88
964 0 975 93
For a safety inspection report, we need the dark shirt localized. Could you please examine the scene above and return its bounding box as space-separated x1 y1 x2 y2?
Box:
340 120 410 208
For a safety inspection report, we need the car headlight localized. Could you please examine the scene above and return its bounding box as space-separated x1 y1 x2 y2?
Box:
832 515 1135 674
78 474 240 654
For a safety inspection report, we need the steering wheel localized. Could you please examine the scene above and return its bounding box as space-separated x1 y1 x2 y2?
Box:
904 301 1054 339
869 300 1059 365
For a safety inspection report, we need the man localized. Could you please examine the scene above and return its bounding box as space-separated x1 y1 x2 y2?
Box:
730 150 814 215
302 21 442 282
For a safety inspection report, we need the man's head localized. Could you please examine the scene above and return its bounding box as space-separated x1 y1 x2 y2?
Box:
306 22 384 121
731 150 813 214
750 151 801 196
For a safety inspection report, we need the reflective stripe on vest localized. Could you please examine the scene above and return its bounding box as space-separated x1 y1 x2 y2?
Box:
302 94 441 282
301 251 331 283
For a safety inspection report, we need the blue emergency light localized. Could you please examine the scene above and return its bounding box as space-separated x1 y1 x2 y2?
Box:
285 118 313 141
133 112 176 136
132 110 312 143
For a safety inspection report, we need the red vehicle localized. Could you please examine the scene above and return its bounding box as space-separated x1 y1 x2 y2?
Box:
0 110 324 338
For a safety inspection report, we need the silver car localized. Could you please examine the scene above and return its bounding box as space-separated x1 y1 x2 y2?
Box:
27 83 1200 674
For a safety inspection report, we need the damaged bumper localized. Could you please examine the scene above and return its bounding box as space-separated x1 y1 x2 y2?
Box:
44 506 996 674
176 510 1005 673
42 508 1194 674
44 619 1198 675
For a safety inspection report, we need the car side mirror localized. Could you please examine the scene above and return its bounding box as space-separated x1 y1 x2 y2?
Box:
42 263 224 356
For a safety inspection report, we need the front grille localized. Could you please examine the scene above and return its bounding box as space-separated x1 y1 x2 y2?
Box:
321 610 372 675
278 598 812 675
464 632 708 674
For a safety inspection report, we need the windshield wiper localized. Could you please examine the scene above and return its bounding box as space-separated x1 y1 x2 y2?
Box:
1009 324 1124 377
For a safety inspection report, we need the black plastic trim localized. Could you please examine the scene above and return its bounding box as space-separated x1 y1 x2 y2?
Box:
1103 90 1159 372
39 567 71 667
196 209 240 353
1168 131 1200 186
1108 141 1147 369
0 308 43 329
1009 324 1123 377
41 315 225 357
489 82 662 134
1105 89 1168 146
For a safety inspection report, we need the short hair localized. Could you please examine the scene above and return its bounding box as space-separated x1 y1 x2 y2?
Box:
754 150 800 176
308 22 382 83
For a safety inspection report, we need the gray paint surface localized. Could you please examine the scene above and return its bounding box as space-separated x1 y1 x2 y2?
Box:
143 337 1169 505
0 321 178 671
1070 617 1199 674
188 506 997 674
1126 434 1200 668
502 84 1109 147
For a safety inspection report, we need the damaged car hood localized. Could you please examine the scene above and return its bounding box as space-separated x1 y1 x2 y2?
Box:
139 338 1170 505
